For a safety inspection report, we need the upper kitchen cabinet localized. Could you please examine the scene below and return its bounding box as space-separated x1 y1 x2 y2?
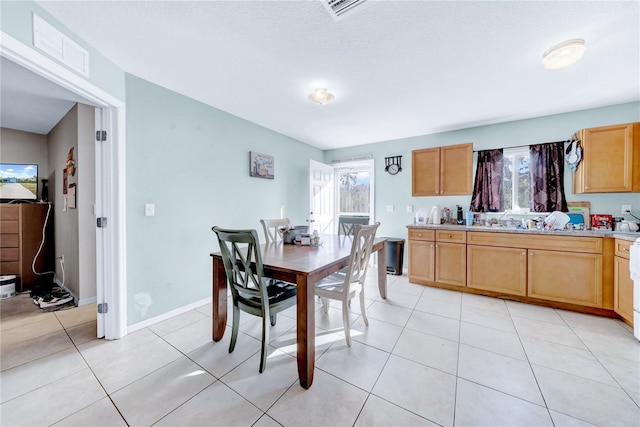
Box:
412 142 473 196
573 122 640 193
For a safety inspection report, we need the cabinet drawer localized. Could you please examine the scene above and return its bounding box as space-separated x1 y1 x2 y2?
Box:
436 229 466 243
467 232 602 253
0 233 19 248
0 221 19 234
0 205 19 220
614 239 632 259
0 247 19 261
0 261 19 275
408 229 435 241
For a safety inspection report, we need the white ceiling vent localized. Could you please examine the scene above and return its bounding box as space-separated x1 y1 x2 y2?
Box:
322 0 370 21
33 14 89 77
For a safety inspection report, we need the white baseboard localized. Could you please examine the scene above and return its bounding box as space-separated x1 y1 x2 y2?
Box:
127 296 213 334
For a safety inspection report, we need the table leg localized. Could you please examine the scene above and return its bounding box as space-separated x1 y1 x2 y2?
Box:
377 240 388 299
212 255 227 341
296 274 315 389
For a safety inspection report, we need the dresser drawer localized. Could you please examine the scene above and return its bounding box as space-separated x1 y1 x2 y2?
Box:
0 247 19 261
0 261 19 275
615 239 632 259
0 234 19 248
0 221 19 234
408 229 435 241
436 229 466 243
0 205 19 220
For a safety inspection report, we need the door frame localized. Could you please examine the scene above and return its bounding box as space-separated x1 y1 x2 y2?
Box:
1 31 127 339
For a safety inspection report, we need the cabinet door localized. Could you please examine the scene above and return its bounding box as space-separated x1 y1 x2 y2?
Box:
467 245 527 296
440 143 473 195
614 256 634 324
412 148 439 196
528 249 602 307
408 240 435 282
574 123 636 193
435 242 466 286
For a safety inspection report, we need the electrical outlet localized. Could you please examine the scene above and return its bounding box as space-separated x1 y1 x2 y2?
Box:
145 203 155 216
57 255 64 264
386 205 394 213
621 204 632 214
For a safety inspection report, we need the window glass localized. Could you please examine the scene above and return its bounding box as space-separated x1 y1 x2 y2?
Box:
503 147 531 212
337 171 370 214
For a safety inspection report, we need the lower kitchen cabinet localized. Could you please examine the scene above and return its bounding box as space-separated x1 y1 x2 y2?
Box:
614 239 634 324
467 245 527 296
527 249 603 307
408 229 435 283
435 242 466 286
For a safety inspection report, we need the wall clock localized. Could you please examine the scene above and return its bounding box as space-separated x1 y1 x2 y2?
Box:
384 155 402 175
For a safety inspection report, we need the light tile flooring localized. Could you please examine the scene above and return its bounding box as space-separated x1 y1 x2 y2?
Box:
2 273 639 426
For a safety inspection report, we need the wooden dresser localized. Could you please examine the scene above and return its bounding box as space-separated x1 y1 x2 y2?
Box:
0 203 53 291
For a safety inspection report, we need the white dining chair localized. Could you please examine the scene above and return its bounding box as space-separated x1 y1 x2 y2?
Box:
315 222 380 346
260 218 290 244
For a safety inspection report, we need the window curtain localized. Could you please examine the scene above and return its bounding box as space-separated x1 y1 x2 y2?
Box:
529 142 568 212
470 149 503 212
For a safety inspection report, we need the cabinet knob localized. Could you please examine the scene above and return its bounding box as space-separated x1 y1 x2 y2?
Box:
622 247 629 251
529 252 534 256
449 234 453 238
418 233 422 237
585 186 589 189
522 252 526 256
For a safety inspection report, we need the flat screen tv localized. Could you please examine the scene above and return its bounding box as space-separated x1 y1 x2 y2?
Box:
0 163 38 202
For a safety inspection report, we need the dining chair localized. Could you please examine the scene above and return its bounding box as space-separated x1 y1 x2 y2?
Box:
212 226 297 373
260 218 290 243
338 215 370 236
315 222 380 346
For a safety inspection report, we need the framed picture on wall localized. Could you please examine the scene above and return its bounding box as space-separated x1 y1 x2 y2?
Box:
249 151 274 179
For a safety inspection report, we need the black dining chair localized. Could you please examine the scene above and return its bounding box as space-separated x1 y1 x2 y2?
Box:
338 215 370 236
212 227 297 373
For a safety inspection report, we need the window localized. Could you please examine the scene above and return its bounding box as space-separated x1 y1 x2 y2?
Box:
337 170 370 215
502 147 530 212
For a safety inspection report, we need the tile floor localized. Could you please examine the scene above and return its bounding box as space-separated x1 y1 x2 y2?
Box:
1 272 639 426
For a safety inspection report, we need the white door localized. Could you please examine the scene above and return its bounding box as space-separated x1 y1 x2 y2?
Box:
309 160 334 234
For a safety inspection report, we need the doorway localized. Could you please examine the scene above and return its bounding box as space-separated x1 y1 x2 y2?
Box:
1 32 126 339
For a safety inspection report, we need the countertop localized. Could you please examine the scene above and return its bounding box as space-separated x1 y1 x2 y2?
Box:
406 223 640 242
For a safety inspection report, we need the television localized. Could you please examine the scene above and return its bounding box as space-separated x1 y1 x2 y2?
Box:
0 163 38 202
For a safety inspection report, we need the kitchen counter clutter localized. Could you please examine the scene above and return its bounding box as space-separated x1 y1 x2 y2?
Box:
407 223 638 326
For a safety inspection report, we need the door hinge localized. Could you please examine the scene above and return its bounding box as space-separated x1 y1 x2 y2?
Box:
97 303 108 313
97 217 107 228
96 130 107 141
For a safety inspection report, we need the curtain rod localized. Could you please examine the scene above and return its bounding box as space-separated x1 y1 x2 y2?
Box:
472 139 571 153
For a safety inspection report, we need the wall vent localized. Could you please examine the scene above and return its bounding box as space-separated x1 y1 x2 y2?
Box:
322 0 370 21
33 14 89 77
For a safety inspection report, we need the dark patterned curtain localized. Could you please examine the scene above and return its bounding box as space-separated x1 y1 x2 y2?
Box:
470 149 503 212
529 142 568 212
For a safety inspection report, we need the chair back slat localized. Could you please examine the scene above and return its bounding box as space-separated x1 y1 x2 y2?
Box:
342 222 380 296
260 218 291 243
338 215 370 236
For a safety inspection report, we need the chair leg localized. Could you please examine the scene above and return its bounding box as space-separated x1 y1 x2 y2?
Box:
342 300 351 347
270 314 277 326
259 313 270 373
229 305 240 353
321 297 329 314
359 290 369 326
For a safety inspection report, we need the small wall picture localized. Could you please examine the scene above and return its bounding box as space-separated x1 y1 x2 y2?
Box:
249 151 274 179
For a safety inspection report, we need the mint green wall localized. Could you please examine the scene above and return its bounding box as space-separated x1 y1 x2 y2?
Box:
125 74 323 323
325 102 640 241
0 1 125 101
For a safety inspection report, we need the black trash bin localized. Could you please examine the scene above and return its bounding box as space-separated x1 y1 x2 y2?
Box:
384 238 405 275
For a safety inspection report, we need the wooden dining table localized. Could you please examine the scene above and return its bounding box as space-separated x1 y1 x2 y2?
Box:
210 235 388 389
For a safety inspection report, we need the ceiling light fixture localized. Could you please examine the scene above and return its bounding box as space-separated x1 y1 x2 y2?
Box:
542 39 586 70
308 88 335 105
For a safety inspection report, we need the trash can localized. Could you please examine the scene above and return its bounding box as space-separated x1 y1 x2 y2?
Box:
384 238 405 275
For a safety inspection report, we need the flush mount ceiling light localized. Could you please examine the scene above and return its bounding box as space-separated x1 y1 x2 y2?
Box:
542 39 586 70
308 88 335 105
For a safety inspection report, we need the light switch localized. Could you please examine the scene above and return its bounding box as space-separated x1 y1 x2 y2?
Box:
145 203 155 217
386 205 394 213
406 205 413 213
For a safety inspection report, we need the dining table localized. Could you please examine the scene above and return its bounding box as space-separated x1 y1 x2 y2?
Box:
210 234 388 389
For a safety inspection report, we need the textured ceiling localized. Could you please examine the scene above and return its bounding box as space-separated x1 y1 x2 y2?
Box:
9 1 640 149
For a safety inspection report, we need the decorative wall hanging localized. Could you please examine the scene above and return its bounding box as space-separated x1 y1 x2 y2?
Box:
250 152 274 179
384 155 402 175
66 147 76 176
67 183 76 209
